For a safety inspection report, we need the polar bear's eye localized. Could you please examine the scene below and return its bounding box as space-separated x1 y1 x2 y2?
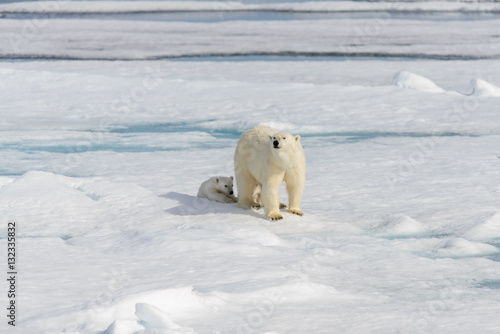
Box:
225 185 228 187
283 137 286 140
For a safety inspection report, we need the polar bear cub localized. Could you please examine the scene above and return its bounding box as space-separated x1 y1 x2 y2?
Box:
234 126 306 220
197 176 238 203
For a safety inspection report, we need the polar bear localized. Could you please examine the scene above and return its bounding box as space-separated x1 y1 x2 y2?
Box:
234 126 306 220
197 176 238 203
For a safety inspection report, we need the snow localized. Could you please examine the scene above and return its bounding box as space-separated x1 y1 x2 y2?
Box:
1 1 500 333
392 71 446 93
373 214 431 237
464 212 500 241
134 303 186 331
471 78 500 97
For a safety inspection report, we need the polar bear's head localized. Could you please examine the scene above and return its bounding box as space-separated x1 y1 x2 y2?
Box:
215 176 235 196
269 132 301 152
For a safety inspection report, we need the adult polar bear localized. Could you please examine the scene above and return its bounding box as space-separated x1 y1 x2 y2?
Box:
234 126 306 220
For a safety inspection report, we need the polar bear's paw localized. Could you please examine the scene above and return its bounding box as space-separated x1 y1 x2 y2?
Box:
288 208 304 216
239 201 258 210
279 202 287 209
249 200 261 209
268 212 283 221
223 196 238 203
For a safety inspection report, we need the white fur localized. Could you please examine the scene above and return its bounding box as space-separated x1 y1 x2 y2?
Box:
234 126 306 220
197 176 237 203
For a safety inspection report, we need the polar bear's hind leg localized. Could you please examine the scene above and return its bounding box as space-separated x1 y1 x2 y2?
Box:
236 170 259 210
251 183 263 209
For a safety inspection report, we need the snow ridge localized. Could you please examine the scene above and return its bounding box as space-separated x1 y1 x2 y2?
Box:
471 78 500 97
392 71 446 93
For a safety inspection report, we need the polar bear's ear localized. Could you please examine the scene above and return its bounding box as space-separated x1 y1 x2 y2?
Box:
295 135 301 142
230 176 234 180
215 178 219 183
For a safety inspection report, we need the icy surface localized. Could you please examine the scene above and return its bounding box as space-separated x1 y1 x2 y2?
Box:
2 1 500 13
2 1 500 60
1 1 500 333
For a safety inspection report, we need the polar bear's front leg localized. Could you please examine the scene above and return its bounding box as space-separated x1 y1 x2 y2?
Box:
262 172 284 220
285 170 305 216
228 194 238 203
208 192 237 203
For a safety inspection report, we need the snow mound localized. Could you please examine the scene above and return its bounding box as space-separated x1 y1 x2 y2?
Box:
470 78 500 97
0 171 98 237
0 171 170 238
392 71 446 93
98 287 218 334
136 303 186 331
132 287 221 318
101 319 144 334
433 238 499 258
402 238 499 258
464 212 500 241
377 215 429 237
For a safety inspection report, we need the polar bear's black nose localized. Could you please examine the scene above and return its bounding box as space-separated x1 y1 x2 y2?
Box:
230 190 233 195
273 140 279 148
